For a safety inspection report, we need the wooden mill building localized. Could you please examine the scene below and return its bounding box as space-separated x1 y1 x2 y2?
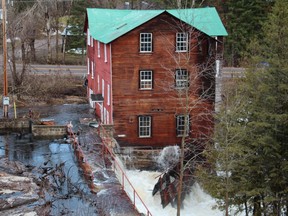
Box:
84 8 227 148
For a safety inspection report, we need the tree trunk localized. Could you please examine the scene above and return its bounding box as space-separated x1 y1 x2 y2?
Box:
10 40 18 87
177 0 181 8
225 190 229 216
253 196 261 216
20 39 28 87
244 199 248 216
29 38 36 62
21 41 26 62
62 33 66 64
45 9 51 64
176 92 189 216
55 22 59 62
176 136 185 216
55 3 59 62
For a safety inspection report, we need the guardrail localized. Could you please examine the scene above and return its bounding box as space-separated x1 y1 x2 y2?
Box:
98 124 152 216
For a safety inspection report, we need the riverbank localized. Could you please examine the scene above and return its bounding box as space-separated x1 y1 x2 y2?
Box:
0 103 140 216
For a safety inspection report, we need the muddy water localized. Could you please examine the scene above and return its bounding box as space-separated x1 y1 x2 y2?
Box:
0 104 139 216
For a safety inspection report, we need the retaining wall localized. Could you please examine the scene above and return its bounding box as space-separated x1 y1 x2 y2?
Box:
0 118 30 129
32 125 67 137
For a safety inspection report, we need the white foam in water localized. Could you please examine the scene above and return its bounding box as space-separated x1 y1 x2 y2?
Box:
116 146 245 216
156 146 180 170
126 170 223 216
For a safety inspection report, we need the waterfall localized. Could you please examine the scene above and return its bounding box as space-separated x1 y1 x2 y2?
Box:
123 147 245 216
156 145 180 171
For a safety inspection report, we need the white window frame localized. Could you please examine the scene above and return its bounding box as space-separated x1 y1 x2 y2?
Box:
89 88 94 108
138 116 151 138
107 110 109 124
139 70 153 90
140 33 152 53
176 32 188 52
175 69 189 88
176 115 190 137
91 61 94 79
90 35 93 47
87 57 90 74
97 41 100 58
102 79 105 98
104 44 107 62
87 29 90 46
107 84 110 105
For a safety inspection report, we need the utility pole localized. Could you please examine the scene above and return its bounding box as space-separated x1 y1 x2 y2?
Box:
2 0 9 118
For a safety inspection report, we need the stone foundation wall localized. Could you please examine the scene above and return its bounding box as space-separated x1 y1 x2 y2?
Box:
32 125 67 137
116 147 162 170
0 119 30 129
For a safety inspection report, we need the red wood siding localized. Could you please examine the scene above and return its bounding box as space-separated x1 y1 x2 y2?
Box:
87 39 113 124
110 13 216 147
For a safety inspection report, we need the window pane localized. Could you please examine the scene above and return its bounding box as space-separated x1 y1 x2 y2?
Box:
139 116 151 137
176 115 189 136
140 33 152 52
175 69 188 88
140 70 153 89
176 32 188 52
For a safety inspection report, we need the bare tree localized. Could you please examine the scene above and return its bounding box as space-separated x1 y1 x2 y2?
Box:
6 3 40 95
152 9 220 215
37 0 68 63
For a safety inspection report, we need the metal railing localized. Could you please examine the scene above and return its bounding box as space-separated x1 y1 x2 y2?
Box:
98 124 152 216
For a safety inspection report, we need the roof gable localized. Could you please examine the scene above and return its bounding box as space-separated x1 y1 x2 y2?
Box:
86 8 227 44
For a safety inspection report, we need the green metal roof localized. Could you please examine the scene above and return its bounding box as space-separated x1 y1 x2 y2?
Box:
86 7 227 44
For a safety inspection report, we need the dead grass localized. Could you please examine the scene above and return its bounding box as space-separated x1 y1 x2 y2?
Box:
4 74 87 107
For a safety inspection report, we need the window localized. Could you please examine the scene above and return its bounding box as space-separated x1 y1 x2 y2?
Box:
97 41 100 58
87 57 90 74
138 116 151 137
102 79 105 98
107 110 110 124
140 33 152 52
176 115 189 136
87 29 90 46
140 70 153 90
90 35 93 47
104 44 107 62
91 61 94 79
176 32 188 52
175 69 189 88
107 84 110 105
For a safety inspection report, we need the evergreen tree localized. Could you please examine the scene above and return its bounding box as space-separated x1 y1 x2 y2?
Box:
67 1 93 51
243 1 288 214
199 1 288 215
223 0 274 66
198 79 252 216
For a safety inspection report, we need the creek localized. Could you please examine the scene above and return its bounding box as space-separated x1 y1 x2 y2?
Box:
0 104 138 216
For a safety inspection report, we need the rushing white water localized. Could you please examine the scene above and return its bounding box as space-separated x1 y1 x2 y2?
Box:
115 146 245 216
119 146 222 216
126 170 223 216
156 145 180 171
